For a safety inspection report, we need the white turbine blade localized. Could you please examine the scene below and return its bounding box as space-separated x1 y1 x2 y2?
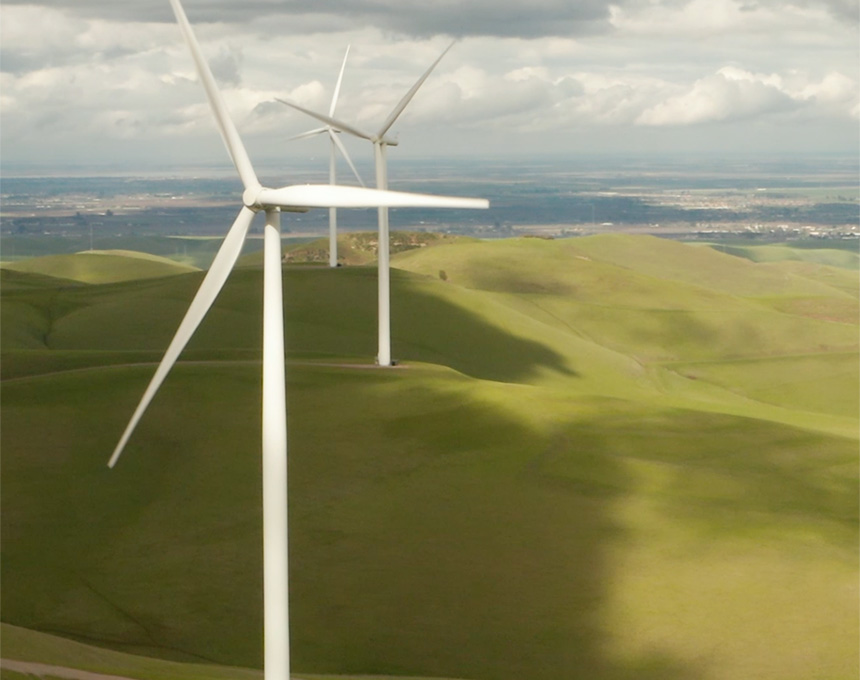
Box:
290 127 328 142
330 45 350 117
275 98 375 142
169 0 260 193
108 206 256 468
376 41 455 140
329 130 365 187
257 184 488 210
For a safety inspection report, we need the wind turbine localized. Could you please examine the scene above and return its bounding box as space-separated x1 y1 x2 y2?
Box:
290 46 365 268
277 42 455 367
107 3 487 680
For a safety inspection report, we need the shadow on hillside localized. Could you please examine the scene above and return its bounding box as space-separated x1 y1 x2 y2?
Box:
0 356 715 678
287 379 704 680
1 265 576 385
280 267 577 383
390 272 576 383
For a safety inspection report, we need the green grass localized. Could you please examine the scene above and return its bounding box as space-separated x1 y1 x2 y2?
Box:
236 231 472 268
711 243 860 269
2 235 857 680
668 352 859 417
1 235 265 270
1 251 198 284
0 624 466 680
0 623 262 680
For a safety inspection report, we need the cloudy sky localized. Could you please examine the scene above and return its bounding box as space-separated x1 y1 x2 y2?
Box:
1 0 857 171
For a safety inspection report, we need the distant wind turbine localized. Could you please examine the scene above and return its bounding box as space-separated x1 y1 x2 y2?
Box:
290 46 365 267
277 42 455 367
107 3 487 680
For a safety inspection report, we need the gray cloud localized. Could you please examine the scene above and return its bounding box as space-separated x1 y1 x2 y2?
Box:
0 0 619 38
209 46 243 87
3 0 855 40
753 0 860 22
3 0 856 40
0 50 47 75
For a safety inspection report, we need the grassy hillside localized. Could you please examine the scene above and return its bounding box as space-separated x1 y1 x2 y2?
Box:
392 235 858 430
1 251 198 284
235 231 472 268
712 242 860 269
1 235 265 270
0 624 466 680
2 235 857 680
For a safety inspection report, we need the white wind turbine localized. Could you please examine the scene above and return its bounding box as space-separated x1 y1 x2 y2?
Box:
277 42 455 367
290 46 365 268
106 3 487 680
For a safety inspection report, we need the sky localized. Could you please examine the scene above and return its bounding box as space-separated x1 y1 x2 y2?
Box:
1 0 858 172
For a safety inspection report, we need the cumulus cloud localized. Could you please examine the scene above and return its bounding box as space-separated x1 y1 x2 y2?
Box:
798 72 860 112
636 67 859 125
0 0 856 164
636 68 799 125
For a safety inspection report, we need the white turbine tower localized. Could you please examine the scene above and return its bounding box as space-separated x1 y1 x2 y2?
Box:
290 46 365 267
107 3 487 680
277 42 455 367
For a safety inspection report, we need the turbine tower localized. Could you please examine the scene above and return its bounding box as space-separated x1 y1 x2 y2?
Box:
277 42 454 366
107 4 487 680
290 46 365 267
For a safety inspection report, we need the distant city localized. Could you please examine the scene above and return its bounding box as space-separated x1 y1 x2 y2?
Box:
2 154 857 262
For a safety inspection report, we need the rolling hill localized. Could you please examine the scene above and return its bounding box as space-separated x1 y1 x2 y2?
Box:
2 235 857 680
1 250 199 284
235 231 472 268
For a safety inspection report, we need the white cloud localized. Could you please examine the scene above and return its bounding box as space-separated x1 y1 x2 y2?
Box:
797 72 860 117
636 67 858 126
609 0 836 38
0 0 857 165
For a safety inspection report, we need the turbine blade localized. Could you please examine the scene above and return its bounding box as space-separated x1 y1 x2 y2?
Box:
330 45 350 117
329 130 365 187
276 98 375 142
376 41 455 139
257 184 488 210
290 127 328 141
168 0 260 193
108 206 256 468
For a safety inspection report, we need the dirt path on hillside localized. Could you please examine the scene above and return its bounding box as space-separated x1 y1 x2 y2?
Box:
0 659 138 680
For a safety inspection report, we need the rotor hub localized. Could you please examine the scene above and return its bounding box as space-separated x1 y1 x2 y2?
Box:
242 186 265 210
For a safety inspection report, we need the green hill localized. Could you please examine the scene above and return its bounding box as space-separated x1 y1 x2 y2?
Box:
236 231 473 268
1 250 199 284
0 623 466 680
392 235 858 425
712 242 860 269
2 234 261 270
1 235 857 680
